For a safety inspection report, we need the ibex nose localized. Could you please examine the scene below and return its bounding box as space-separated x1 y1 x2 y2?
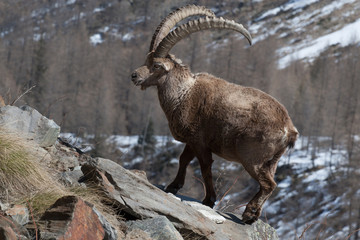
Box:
131 72 138 81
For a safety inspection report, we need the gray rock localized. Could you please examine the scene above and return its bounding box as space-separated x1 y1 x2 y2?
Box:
125 228 152 240
217 212 279 240
60 166 84 186
93 207 118 240
5 205 29 226
81 158 279 240
0 201 10 211
0 105 60 147
126 216 183 240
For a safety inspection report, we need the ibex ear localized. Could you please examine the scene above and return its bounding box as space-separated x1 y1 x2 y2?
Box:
159 61 172 72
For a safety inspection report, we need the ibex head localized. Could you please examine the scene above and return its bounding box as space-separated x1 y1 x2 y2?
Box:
131 5 252 90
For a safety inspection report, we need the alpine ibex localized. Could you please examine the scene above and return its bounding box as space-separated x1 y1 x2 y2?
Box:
131 5 298 224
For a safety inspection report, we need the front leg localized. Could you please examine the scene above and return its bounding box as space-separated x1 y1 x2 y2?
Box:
165 144 195 194
196 149 216 208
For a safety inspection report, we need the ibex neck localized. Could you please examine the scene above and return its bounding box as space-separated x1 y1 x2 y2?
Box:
157 74 195 121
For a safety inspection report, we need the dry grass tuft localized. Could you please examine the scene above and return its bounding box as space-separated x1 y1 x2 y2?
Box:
25 188 67 218
0 128 122 235
0 130 57 201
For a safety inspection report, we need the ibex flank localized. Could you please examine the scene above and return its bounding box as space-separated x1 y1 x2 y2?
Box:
131 5 298 224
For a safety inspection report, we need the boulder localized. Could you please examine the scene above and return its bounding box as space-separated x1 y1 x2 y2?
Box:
126 216 183 240
0 105 60 147
39 196 117 240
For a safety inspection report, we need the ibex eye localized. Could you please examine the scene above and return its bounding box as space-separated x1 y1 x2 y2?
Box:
153 64 161 70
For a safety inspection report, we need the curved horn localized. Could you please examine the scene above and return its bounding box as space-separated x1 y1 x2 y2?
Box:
149 5 215 52
154 17 252 58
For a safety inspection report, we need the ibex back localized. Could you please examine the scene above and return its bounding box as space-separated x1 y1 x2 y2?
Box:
131 5 298 224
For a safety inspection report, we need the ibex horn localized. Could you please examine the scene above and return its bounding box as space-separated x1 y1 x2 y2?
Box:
149 5 215 52
154 16 252 58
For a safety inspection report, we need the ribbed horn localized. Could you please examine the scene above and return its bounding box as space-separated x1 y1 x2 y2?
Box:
154 16 252 58
149 5 215 52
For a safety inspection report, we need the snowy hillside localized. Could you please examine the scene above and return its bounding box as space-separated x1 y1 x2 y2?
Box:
5 0 358 68
248 0 360 68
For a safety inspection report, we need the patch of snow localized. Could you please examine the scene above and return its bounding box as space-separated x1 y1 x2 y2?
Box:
221 162 240 171
59 133 93 152
94 7 104 13
99 26 110 33
31 8 49 18
320 0 356 16
169 158 179 165
249 0 359 67
90 33 103 46
129 156 143 165
278 18 360 68
122 32 134 42
66 0 76 5
0 28 13 38
256 0 320 21
106 135 138 153
263 201 280 215
33 33 46 41
184 201 226 224
64 12 87 26
104 135 182 154
132 16 146 25
278 176 292 188
303 168 329 183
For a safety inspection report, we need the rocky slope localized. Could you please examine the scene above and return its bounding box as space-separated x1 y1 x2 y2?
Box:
0 105 278 240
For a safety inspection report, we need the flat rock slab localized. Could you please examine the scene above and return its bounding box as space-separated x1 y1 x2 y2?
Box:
81 157 279 240
81 158 217 239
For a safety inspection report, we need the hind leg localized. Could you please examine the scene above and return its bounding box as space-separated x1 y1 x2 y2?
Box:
242 149 286 224
165 144 195 194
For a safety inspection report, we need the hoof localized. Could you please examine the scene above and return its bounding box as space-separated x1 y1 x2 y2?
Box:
202 197 216 208
242 208 260 224
242 214 258 225
165 185 181 195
